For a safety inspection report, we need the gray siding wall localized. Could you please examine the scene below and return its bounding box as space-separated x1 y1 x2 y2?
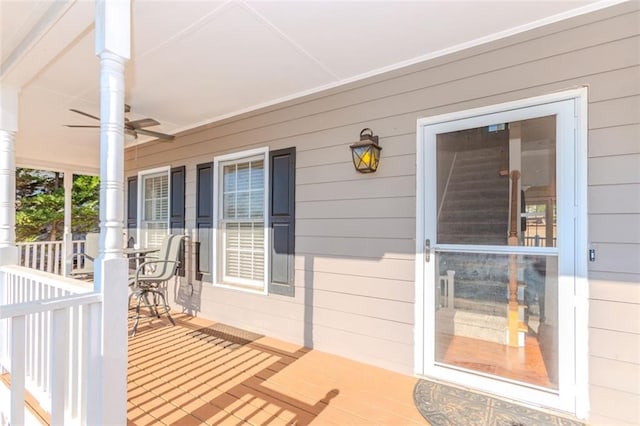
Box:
125 3 640 423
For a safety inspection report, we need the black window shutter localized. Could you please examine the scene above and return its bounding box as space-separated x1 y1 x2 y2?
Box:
269 148 296 296
196 162 213 281
170 166 186 276
126 176 138 243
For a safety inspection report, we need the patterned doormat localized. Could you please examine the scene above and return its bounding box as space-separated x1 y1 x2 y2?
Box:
413 380 584 426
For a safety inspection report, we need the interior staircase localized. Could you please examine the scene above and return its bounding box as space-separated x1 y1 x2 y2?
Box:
438 145 509 245
436 145 516 344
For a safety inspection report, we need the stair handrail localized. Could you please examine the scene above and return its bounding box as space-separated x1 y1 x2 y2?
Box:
508 169 522 347
437 152 458 222
508 170 521 244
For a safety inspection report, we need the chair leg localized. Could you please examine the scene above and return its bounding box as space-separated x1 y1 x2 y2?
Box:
154 290 176 326
131 293 144 337
127 289 135 310
152 292 161 318
141 290 159 317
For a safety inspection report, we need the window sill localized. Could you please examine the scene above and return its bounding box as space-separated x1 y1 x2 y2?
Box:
212 281 267 295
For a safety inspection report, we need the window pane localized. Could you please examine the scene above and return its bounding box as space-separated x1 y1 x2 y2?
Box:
223 165 236 192
145 222 167 248
157 199 168 220
226 223 239 249
250 190 264 218
223 193 236 219
142 173 168 221
226 250 239 277
254 251 264 278
239 254 253 279
435 251 558 389
251 160 264 188
237 162 250 191
253 223 264 246
223 221 264 282
236 192 250 218
436 116 556 246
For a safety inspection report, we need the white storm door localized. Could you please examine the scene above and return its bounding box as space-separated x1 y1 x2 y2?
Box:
419 96 580 414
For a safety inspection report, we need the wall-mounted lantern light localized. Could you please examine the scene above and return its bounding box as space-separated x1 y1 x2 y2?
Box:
350 128 382 173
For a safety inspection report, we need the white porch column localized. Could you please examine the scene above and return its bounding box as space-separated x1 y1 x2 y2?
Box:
63 171 73 275
0 84 18 266
86 1 130 425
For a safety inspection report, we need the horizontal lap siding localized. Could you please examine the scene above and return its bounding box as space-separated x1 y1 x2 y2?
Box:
583 8 640 425
124 4 640 420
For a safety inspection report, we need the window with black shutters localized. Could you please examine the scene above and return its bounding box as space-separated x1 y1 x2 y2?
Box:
210 147 295 296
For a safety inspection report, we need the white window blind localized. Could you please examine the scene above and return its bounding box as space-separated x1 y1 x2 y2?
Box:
141 171 168 248
220 158 265 285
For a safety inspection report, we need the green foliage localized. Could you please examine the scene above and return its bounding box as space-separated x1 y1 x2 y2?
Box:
15 168 99 241
72 175 100 234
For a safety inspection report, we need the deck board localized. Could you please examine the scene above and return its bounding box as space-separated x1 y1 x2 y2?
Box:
0 373 51 425
127 313 426 425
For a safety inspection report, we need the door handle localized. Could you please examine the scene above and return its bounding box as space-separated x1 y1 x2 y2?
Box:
425 239 431 263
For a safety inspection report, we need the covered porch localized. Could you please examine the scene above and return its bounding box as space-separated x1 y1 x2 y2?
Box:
2 0 634 424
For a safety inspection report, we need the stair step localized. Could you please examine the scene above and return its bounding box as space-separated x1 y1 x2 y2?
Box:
437 234 507 245
453 299 508 317
442 198 510 210
455 147 506 160
443 188 508 201
449 172 506 183
452 161 503 172
438 216 507 226
440 209 508 220
447 180 508 192
438 145 509 248
439 231 507 245
451 160 504 177
436 308 508 344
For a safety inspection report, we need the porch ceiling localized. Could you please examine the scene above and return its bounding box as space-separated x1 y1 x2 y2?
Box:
1 0 607 174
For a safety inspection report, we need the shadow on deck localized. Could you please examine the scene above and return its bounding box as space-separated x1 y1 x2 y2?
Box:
127 312 425 425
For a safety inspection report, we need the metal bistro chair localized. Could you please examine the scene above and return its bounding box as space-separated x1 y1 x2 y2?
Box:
128 234 184 336
69 232 99 279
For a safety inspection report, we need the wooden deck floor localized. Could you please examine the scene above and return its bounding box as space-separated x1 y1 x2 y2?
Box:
128 313 427 425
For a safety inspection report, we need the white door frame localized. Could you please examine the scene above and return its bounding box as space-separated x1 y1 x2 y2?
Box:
414 88 589 418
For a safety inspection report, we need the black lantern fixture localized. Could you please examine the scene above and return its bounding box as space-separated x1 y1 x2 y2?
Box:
350 128 382 173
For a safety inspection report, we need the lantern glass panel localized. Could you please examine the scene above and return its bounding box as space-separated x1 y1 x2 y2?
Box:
350 138 382 173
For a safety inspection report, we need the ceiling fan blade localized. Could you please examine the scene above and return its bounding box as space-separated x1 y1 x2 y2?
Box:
136 128 175 141
64 125 100 128
69 109 100 121
125 128 138 138
127 118 160 129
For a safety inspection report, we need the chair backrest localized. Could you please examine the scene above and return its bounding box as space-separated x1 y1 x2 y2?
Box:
146 234 184 281
70 232 99 276
85 232 99 257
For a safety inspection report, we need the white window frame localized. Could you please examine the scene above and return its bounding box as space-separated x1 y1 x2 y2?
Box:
212 147 269 294
137 166 171 248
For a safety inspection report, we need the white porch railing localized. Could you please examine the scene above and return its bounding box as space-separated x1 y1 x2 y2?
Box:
0 265 100 425
17 240 86 275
